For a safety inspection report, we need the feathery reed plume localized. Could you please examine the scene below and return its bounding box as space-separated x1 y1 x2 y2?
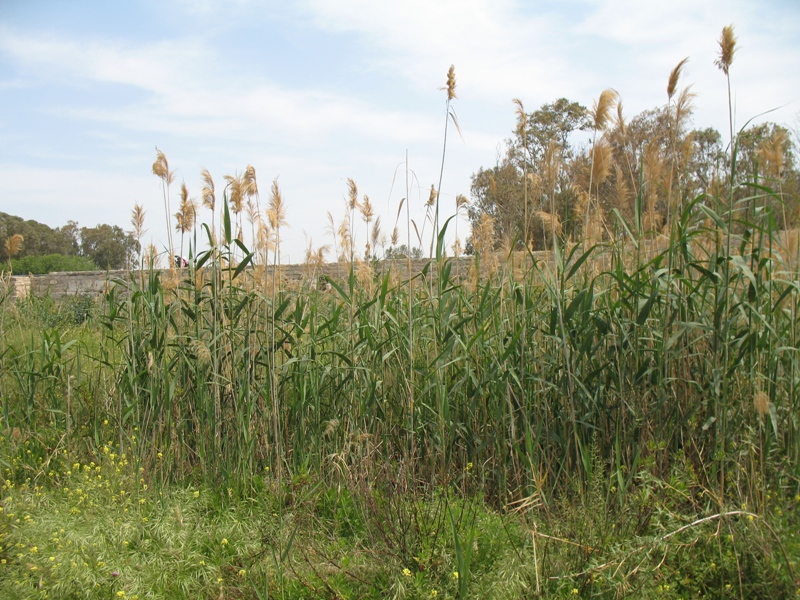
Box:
151 149 174 184
472 212 495 255
754 389 770 418
337 214 351 263
346 178 360 262
616 101 626 136
758 128 788 179
323 418 339 438
614 164 632 220
189 339 212 367
591 139 613 186
535 210 562 239
584 204 606 247
130 203 146 270
451 237 462 258
514 98 533 249
543 141 562 188
433 65 459 261
175 182 197 231
130 203 147 241
152 147 175 261
513 98 527 141
256 219 274 265
145 243 159 268
673 86 696 132
199 167 217 247
5 233 23 259
717 24 738 177
445 64 457 101
174 182 197 262
391 226 399 246
584 90 618 246
324 211 340 272
426 184 436 208
715 25 737 76
574 187 589 220
201 168 215 211
590 89 619 132
243 165 258 199
360 195 374 222
304 237 330 279
224 173 244 215
355 257 375 294
667 57 689 101
370 215 381 254
347 178 359 211
267 179 287 233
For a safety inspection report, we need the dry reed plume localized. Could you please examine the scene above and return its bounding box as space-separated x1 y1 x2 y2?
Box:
175 182 197 234
445 64 457 101
201 168 216 212
152 148 175 260
5 233 24 258
715 25 737 75
753 389 770 418
590 89 619 132
131 203 146 241
667 57 689 101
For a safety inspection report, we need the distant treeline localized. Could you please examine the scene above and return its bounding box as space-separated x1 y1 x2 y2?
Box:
468 97 800 251
0 212 139 272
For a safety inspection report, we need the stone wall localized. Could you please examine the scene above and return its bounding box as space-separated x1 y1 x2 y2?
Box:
3 252 556 303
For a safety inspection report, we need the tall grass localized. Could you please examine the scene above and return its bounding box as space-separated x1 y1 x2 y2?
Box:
3 182 796 508
1 41 798 593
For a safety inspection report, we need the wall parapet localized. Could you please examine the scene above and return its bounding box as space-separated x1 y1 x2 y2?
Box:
3 252 559 302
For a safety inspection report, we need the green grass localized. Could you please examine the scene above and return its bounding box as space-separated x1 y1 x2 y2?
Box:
1 433 797 598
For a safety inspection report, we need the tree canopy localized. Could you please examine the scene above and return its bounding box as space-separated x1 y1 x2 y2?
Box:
468 95 800 251
0 213 139 271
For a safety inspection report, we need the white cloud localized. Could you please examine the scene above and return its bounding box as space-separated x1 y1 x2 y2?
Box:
300 0 583 103
0 0 797 262
0 28 440 145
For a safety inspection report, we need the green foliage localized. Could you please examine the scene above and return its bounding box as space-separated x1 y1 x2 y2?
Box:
4 253 96 275
0 213 79 262
6 293 97 329
79 224 139 270
384 244 423 259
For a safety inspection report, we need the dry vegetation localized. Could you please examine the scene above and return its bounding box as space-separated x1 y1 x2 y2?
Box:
1 26 799 599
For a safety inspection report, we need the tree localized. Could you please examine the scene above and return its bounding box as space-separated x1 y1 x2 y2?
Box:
384 244 422 259
687 127 725 196
468 157 528 250
736 123 800 229
468 99 588 250
0 213 81 261
80 224 139 270
515 98 590 168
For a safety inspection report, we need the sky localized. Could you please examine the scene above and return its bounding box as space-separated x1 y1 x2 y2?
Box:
1 0 799 264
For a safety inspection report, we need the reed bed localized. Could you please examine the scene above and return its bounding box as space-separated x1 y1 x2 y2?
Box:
1 30 799 595
3 189 798 507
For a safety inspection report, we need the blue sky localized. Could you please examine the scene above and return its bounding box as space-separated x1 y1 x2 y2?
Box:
1 0 798 263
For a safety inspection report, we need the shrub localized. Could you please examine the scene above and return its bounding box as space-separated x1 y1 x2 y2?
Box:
5 253 97 275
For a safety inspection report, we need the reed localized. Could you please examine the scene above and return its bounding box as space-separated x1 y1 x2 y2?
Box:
1 24 798 597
